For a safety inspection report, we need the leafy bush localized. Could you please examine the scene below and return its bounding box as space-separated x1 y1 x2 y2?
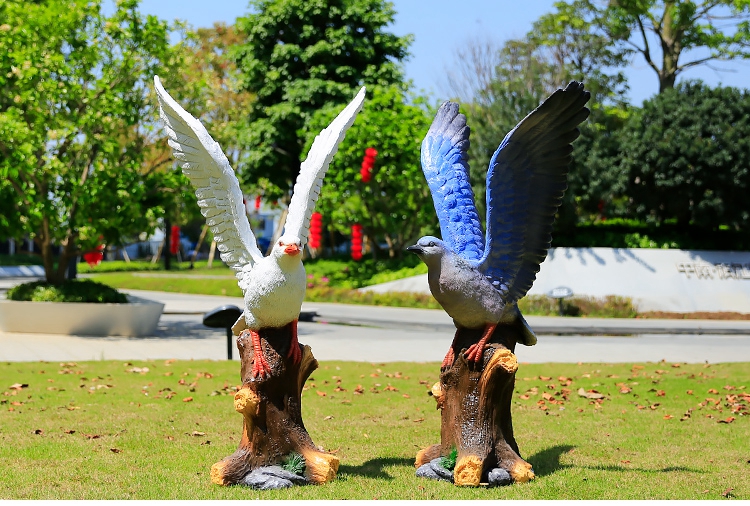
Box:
0 254 43 266
306 284 442 309
281 452 306 476
305 255 424 289
518 295 637 318
440 447 458 471
553 219 749 250
7 279 128 303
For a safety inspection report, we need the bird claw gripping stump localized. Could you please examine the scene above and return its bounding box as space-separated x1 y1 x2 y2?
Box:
416 325 534 487
210 322 338 488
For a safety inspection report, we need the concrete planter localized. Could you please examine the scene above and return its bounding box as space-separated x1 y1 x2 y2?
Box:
0 294 164 337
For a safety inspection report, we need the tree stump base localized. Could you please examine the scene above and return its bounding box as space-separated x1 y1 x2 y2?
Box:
415 324 534 486
210 321 338 488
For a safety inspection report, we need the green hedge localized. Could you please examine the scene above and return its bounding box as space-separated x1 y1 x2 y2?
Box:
7 279 128 303
553 219 750 250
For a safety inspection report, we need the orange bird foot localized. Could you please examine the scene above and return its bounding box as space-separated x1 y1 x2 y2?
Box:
287 319 302 365
440 328 461 370
463 323 497 365
244 329 271 379
441 347 455 370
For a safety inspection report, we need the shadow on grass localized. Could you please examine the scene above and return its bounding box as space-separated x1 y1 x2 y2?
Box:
527 444 575 477
527 445 700 477
582 464 700 474
338 457 414 480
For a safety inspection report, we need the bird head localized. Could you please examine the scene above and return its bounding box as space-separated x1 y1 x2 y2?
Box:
406 236 447 267
272 235 302 261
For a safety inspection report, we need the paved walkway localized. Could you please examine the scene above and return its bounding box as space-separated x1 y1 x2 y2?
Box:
2 286 750 364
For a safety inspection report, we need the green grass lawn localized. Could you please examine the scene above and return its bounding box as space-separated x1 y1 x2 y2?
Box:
1 360 747 499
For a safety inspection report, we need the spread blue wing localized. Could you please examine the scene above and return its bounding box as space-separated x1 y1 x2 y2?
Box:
420 102 484 261
480 81 590 302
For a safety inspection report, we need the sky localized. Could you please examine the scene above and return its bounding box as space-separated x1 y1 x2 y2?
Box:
131 0 750 106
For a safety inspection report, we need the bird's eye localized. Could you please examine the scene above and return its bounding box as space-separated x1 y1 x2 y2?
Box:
278 241 283 246
428 241 436 247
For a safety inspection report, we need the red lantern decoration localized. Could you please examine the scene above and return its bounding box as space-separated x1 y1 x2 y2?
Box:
170 225 181 255
83 244 105 267
360 147 378 183
308 212 323 249
255 195 262 210
351 223 363 261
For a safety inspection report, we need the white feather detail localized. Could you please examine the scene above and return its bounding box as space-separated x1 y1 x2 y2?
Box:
153 76 263 285
283 87 366 247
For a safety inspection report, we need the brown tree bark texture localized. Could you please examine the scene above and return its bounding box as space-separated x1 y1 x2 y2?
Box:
416 324 535 486
210 322 339 486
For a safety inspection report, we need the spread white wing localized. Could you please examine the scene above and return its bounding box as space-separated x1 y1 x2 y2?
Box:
153 76 263 286
283 87 366 246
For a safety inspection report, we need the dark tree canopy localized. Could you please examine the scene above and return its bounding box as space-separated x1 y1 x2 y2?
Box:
620 81 750 230
232 0 411 199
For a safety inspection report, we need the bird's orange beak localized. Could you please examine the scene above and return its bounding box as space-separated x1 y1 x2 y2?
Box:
284 244 300 256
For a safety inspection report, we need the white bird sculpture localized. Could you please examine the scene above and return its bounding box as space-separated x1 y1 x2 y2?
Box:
154 76 365 378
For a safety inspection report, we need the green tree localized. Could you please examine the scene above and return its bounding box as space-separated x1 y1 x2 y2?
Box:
144 24 255 255
620 81 750 229
448 31 624 225
232 0 411 200
0 0 183 284
604 0 750 93
305 86 435 258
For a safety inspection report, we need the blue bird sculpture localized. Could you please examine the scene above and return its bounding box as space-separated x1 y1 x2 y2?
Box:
407 81 590 369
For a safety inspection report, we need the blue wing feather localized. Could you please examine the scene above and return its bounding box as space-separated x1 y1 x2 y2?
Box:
480 81 591 302
420 102 484 261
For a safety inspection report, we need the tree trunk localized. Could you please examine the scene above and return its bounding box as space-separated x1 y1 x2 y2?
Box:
210 321 339 487
415 325 535 486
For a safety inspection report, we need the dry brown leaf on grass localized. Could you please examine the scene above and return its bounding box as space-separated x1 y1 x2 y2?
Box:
9 383 28 390
577 388 605 400
110 448 122 453
182 397 193 402
718 417 736 424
